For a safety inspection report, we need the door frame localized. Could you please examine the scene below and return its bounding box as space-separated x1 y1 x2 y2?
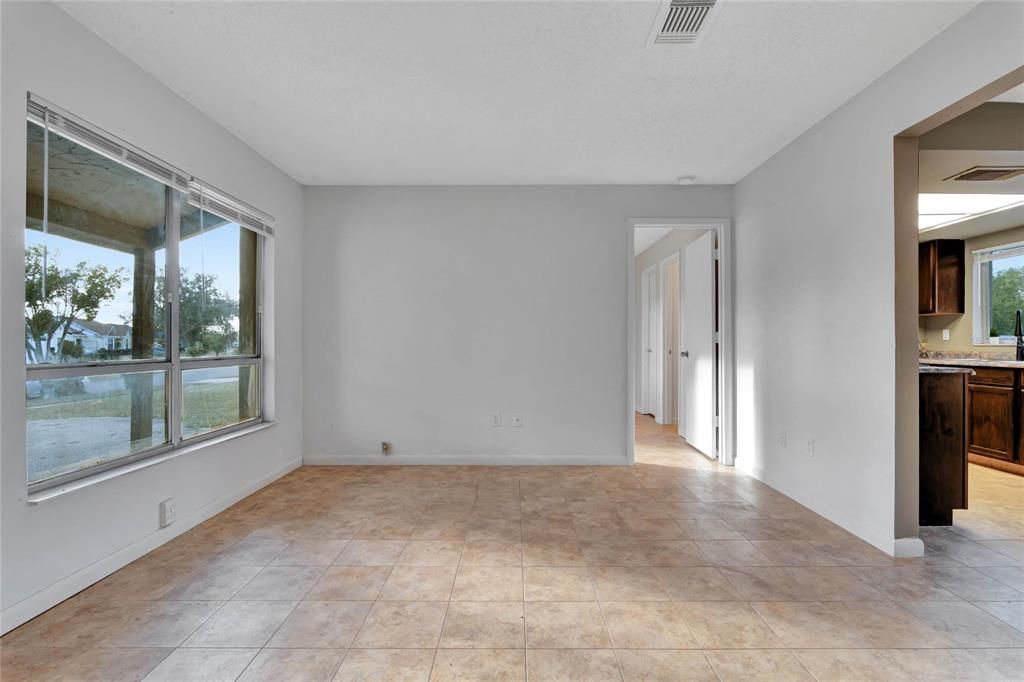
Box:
626 218 735 466
893 66 1024 552
639 263 660 420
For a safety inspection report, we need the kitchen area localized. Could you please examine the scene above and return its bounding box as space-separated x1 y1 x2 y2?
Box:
916 85 1024 538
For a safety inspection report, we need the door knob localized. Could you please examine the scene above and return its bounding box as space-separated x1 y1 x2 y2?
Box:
647 349 653 353
680 351 689 358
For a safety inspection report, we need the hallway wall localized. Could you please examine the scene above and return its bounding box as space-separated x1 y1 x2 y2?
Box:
633 229 706 419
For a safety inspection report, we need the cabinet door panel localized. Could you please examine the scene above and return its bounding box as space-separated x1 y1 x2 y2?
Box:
967 384 1014 461
919 241 936 314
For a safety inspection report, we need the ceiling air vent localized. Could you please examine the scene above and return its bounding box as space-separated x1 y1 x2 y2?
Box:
945 166 1024 182
649 0 718 46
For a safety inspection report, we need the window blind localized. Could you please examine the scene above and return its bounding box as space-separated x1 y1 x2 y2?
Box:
27 92 275 238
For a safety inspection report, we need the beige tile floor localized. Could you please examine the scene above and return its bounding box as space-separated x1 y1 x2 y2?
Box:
3 414 1023 681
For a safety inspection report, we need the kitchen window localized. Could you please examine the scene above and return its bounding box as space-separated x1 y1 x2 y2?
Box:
973 241 1024 345
24 95 274 493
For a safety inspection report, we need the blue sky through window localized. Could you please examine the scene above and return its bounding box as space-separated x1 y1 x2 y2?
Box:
26 219 241 327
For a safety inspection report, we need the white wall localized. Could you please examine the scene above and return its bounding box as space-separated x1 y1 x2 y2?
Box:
633 229 707 415
733 1 1024 555
1 2 304 632
303 186 731 464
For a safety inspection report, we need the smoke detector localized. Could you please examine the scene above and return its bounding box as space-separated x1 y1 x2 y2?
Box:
647 0 719 46
944 165 1024 183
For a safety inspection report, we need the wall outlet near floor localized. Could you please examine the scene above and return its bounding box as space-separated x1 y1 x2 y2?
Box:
942 328 950 341
491 412 502 427
159 498 177 528
806 439 815 457
381 441 391 455
511 415 523 428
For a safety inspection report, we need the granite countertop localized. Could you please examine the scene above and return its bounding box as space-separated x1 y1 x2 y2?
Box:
919 365 974 375
921 357 1024 369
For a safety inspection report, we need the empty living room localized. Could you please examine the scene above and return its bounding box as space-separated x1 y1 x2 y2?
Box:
2 0 1023 680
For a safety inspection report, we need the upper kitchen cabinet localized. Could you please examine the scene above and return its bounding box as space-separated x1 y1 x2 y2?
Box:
919 239 965 316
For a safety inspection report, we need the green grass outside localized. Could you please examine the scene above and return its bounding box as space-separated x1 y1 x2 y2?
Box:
27 381 244 430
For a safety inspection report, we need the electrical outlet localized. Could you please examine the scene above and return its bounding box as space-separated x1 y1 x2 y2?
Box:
806 439 815 457
780 431 787 447
159 498 177 527
381 441 391 455
942 329 950 341
491 412 502 427
511 415 523 428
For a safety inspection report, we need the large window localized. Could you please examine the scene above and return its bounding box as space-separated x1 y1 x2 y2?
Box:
974 241 1024 344
24 96 272 492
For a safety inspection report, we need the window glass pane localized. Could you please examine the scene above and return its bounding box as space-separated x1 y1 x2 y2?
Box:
26 369 169 484
989 252 1024 337
179 202 258 357
182 364 259 438
25 121 167 365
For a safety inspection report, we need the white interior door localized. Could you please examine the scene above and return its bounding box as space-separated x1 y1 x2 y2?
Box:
683 232 715 457
661 255 679 426
640 265 660 418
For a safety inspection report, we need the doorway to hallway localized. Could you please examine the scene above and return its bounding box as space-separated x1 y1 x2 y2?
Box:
632 224 726 463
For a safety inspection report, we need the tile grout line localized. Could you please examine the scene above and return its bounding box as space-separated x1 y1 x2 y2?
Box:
427 494 471 680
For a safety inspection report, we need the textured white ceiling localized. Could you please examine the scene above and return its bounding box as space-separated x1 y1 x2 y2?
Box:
60 1 976 185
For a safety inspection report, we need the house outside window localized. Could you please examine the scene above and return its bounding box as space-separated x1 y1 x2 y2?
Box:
24 95 274 492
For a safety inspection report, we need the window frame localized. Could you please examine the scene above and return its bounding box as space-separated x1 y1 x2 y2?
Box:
971 239 1024 346
25 96 271 494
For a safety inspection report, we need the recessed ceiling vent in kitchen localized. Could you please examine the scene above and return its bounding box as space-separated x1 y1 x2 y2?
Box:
649 0 718 46
945 165 1024 182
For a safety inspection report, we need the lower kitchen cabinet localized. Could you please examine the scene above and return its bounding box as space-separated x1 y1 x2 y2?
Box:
966 368 1017 463
967 383 1015 460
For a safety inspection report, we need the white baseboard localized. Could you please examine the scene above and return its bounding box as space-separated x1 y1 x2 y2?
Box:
0 456 302 635
304 453 628 466
892 537 925 558
737 459 904 557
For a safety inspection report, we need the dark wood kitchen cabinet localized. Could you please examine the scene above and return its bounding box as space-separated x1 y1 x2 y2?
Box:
920 368 969 525
967 368 1016 461
919 239 965 316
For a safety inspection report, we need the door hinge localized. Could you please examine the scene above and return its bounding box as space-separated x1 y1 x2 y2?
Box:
714 331 720 343
713 248 720 261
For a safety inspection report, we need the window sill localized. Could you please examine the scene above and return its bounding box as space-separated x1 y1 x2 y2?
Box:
26 421 276 505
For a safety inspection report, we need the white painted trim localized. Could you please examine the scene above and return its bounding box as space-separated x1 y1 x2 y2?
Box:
627 237 638 464
659 251 680 427
0 456 302 635
892 537 925 558
639 263 660 422
304 454 628 466
628 218 735 466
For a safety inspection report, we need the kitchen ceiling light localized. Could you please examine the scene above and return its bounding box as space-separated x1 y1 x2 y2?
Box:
918 193 1024 231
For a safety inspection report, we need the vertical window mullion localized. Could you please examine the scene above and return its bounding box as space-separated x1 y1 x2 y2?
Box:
257 234 265 422
166 187 183 445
